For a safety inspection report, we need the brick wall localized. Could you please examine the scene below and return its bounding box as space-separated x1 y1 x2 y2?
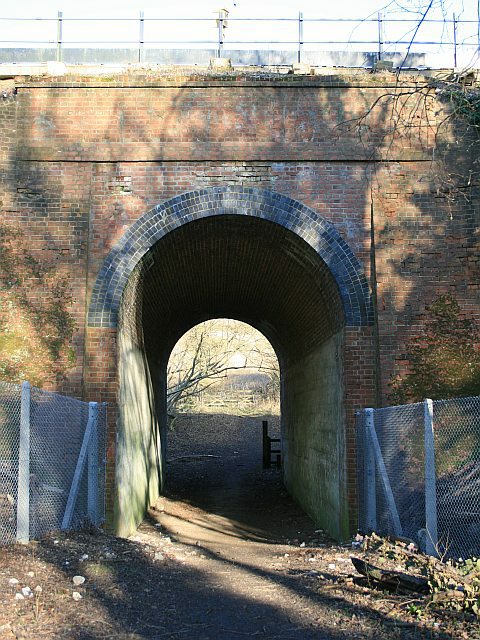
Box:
0 70 478 535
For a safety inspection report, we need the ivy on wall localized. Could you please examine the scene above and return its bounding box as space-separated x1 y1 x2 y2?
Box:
0 223 76 386
389 294 480 403
446 86 480 132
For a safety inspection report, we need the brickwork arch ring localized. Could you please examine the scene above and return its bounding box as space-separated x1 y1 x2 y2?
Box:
87 186 373 328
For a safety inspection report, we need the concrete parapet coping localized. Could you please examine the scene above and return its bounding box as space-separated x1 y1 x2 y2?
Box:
3 64 474 89
1 51 477 86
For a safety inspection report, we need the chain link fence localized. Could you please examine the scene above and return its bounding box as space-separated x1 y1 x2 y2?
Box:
0 381 107 544
356 396 480 559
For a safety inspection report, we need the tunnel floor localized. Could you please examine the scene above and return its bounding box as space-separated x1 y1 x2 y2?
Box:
160 412 321 546
131 412 348 639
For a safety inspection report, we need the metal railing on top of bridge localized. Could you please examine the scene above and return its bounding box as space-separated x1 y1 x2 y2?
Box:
0 12 478 69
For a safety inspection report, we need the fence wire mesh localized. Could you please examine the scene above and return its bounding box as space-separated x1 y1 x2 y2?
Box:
0 382 21 544
433 397 480 559
357 396 480 559
0 381 107 545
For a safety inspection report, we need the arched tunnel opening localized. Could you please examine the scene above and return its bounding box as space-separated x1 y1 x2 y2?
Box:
164 318 284 542
114 213 349 540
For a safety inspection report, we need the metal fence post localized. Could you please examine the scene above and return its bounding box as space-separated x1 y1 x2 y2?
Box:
377 12 384 62
87 402 99 526
62 402 97 530
366 407 403 536
478 5 480 53
217 10 225 58
139 11 145 64
56 11 63 63
424 398 439 557
16 381 31 543
364 409 377 531
453 13 458 68
298 12 304 64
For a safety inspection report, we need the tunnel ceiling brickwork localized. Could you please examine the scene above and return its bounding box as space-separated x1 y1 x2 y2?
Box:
137 215 344 362
88 187 373 338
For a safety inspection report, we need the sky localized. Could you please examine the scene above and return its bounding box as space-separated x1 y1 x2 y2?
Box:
0 0 477 61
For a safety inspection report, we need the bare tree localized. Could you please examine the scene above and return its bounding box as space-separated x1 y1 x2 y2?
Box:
338 0 480 206
167 319 279 414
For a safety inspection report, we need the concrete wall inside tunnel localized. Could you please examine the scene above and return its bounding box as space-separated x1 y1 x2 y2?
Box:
99 187 373 540
115 265 164 537
283 331 347 539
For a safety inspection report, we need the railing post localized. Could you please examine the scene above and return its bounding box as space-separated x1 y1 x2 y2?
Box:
87 402 99 526
216 9 228 58
139 11 145 64
478 6 480 53
56 11 63 63
298 12 304 64
16 381 31 543
377 12 384 62
424 398 439 557
218 17 222 58
364 408 377 531
453 13 457 68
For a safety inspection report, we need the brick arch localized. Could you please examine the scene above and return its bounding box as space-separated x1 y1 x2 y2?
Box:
87 186 373 328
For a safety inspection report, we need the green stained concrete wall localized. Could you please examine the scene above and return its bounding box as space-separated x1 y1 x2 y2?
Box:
282 330 348 541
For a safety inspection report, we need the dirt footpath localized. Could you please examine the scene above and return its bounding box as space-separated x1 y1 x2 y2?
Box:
0 413 478 639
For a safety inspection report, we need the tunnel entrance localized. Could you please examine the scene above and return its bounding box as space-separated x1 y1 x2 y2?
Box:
164 319 283 540
88 187 373 540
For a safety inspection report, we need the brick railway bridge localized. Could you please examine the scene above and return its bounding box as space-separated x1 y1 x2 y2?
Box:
0 68 478 540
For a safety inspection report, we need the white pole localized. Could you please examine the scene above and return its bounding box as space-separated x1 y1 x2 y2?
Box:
364 409 377 531
298 12 304 64
366 407 403 536
56 11 63 63
62 404 96 530
139 11 145 64
377 12 384 62
424 398 439 557
87 403 99 526
16 381 31 543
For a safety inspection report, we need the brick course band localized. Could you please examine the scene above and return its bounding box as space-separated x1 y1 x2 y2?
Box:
87 186 373 328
